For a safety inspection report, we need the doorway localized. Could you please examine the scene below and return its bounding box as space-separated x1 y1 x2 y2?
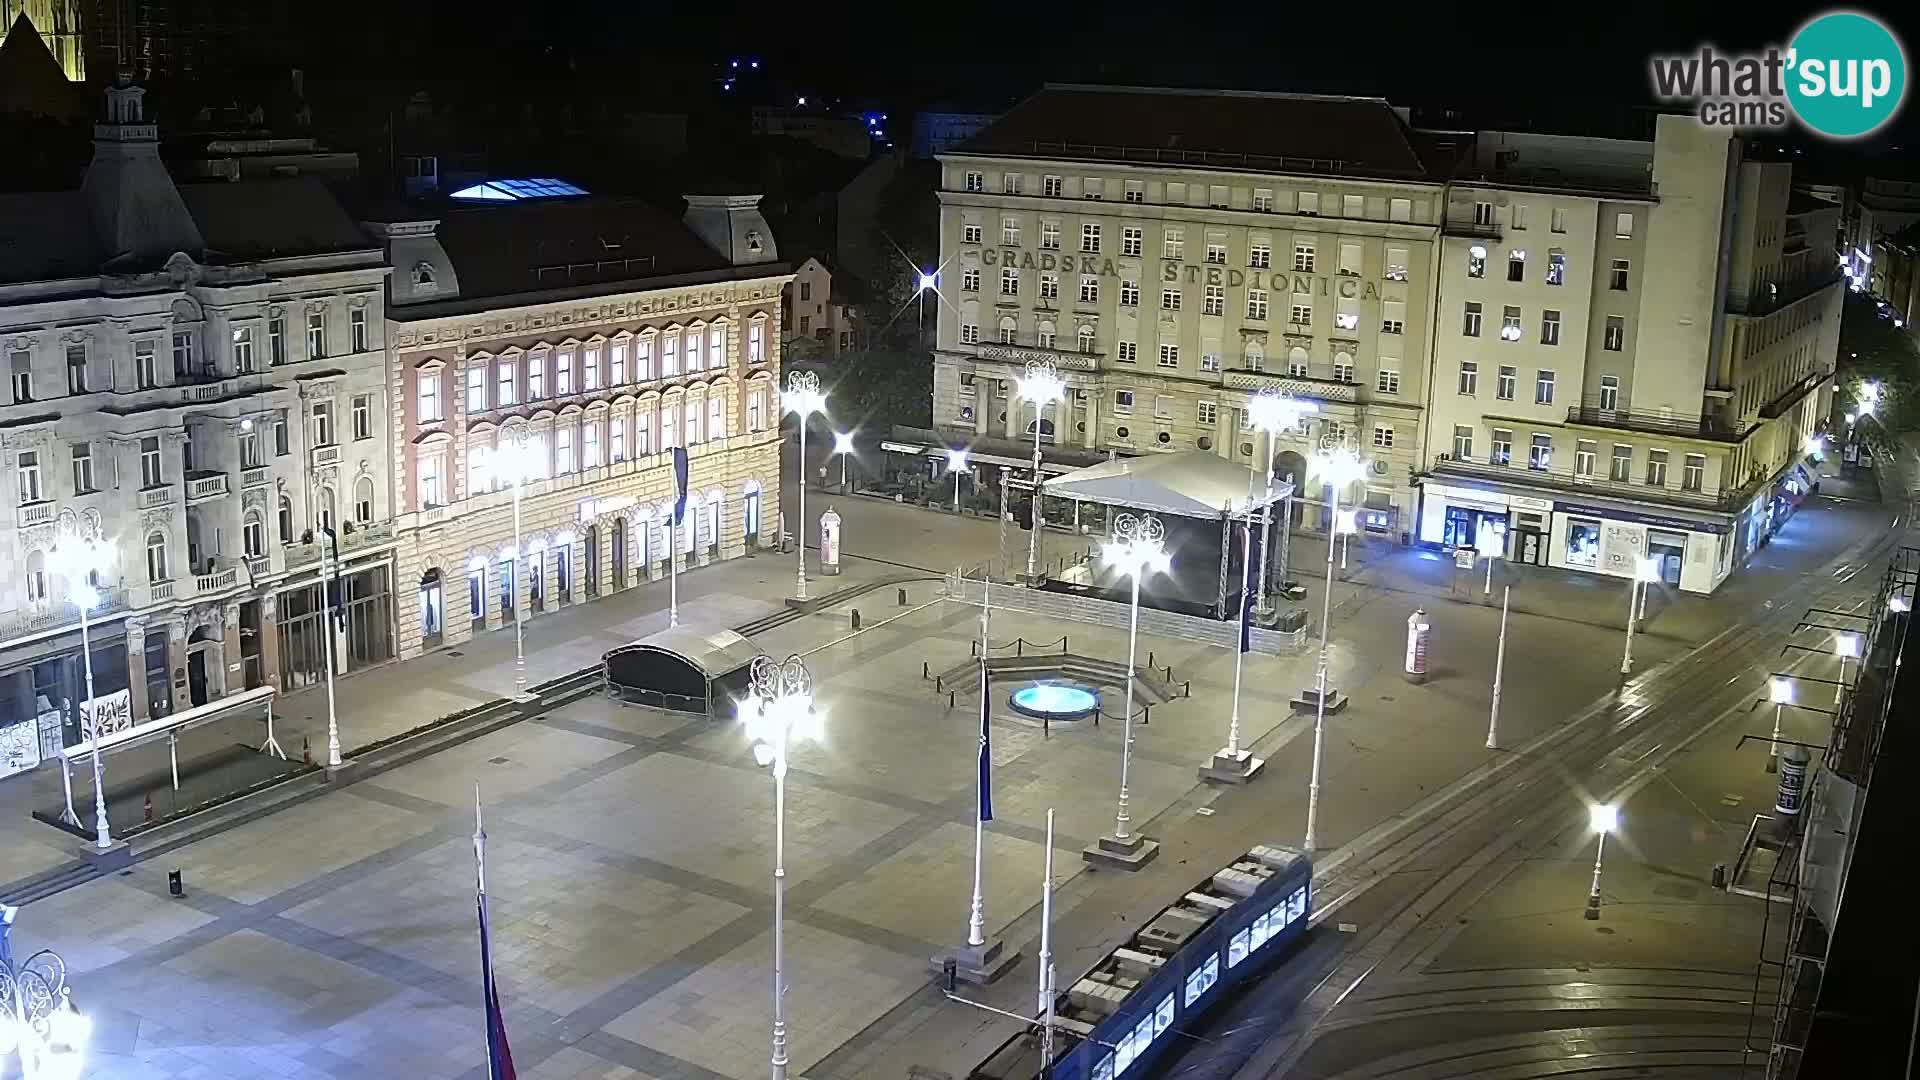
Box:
419 569 444 649
1273 452 1309 528
1647 530 1687 587
611 519 627 590
186 625 218 706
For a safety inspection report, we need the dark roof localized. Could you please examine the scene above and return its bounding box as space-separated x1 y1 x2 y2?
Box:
954 84 1431 181
178 177 375 259
1787 189 1838 216
0 191 99 283
423 196 731 304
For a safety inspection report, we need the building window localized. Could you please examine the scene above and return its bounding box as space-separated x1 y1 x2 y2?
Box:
586 346 603 389
964 170 983 192
1249 243 1271 269
1541 309 1562 345
1002 217 1020 245
1474 201 1495 226
1206 241 1227 265
960 323 980 344
268 317 286 365
1288 349 1310 377
239 430 261 469
1043 175 1063 197
1163 229 1184 259
1381 299 1406 334
1039 274 1059 301
347 393 369 439
420 453 444 506
1603 316 1625 351
171 332 194 376
962 267 980 292
1334 300 1360 331
637 338 657 380
1124 180 1144 203
1467 245 1486 278
306 311 327 359
1253 189 1273 212
1293 243 1315 272
1207 185 1229 209
1546 249 1566 286
274 414 289 455
312 400 335 445
350 308 369 353
1157 344 1179 368
1389 197 1412 222
1036 326 1055 349
610 416 627 461
1511 203 1528 230
1080 223 1101 253
1200 351 1221 372
146 531 169 583
1376 369 1400 395
963 223 982 244
1120 226 1143 257
467 366 487 412
244 513 264 558
1154 394 1173 418
16 451 41 503
1529 433 1552 471
586 424 603 468
355 477 374 523
416 369 441 422
1338 242 1361 277
1683 453 1706 492
999 322 1017 344
748 321 765 364
1373 424 1394 448
136 341 158 388
1646 449 1669 486
1566 518 1601 567
65 344 87 394
1297 191 1320 215
1614 212 1634 238
70 441 94 493
1040 221 1060 250
498 359 518 405
1609 259 1630 291
1452 425 1473 459
1491 428 1513 466
1551 207 1568 233
1203 285 1225 316
1575 440 1597 477
1507 249 1525 282
278 495 294 542
1463 302 1482 337
1500 305 1523 341
1078 327 1097 353
140 436 163 487
1116 341 1137 363
1610 444 1633 482
1535 369 1556 405
1120 281 1139 307
1113 389 1134 413
1289 303 1312 326
1342 194 1364 217
1198 401 1217 426
1161 288 1182 311
1458 361 1478 396
8 352 32 403
1333 354 1355 383
610 341 627 384
1246 289 1268 320
1496 365 1516 401
1001 268 1019 295
709 395 725 440
1385 247 1408 281
558 350 575 393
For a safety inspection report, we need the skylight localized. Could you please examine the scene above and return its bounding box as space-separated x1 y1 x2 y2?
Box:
450 178 589 202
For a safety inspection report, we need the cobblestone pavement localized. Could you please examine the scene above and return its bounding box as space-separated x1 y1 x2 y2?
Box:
0 458 1889 1080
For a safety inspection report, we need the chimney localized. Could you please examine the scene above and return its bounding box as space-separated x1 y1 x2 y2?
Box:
683 194 778 266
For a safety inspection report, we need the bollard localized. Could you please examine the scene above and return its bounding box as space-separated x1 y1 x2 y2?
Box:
923 661 930 679
947 691 956 709
1142 705 1151 726
1017 640 1025 657
898 587 908 606
850 609 862 631
1711 863 1728 889
941 957 958 993
168 870 184 898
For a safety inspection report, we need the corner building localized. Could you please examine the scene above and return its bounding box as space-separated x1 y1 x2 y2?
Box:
932 85 1445 536
367 189 790 662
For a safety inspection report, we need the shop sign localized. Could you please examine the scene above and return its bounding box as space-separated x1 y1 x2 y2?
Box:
1555 501 1729 535
1509 495 1555 512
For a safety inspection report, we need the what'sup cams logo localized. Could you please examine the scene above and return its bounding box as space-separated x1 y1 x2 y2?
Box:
1650 10 1907 138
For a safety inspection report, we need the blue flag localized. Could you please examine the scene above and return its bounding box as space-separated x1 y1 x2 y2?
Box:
671 447 690 525
977 664 994 822
478 894 517 1080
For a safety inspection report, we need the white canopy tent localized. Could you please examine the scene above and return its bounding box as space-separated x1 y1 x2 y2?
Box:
1038 451 1296 520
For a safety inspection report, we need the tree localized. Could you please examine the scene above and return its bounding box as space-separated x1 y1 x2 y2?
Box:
1837 293 1920 451
831 160 939 430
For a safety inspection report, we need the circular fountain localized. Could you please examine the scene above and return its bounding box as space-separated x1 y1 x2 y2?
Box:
1009 683 1101 722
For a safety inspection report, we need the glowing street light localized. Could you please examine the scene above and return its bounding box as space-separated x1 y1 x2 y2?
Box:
1620 557 1661 676
1767 677 1794 773
480 421 547 676
830 430 856 490
740 654 821 1080
1246 389 1316 614
916 271 939 294
1891 595 1912 614
785 371 828 601
1584 802 1619 920
1303 435 1367 853
1835 632 1861 705
946 448 969 511
0 925 90 1080
47 532 116 849
1090 513 1170 868
1016 359 1067 581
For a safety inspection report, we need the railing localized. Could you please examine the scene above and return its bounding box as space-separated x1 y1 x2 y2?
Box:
137 486 173 509
1442 216 1502 240
942 572 1307 656
972 343 1100 371
0 589 130 643
150 580 176 602
1222 368 1359 403
341 521 395 551
248 555 271 579
1565 401 1746 442
185 473 230 501
1013 139 1363 179
196 566 239 593
1430 454 1735 509
241 467 270 488
311 444 341 467
16 502 54 527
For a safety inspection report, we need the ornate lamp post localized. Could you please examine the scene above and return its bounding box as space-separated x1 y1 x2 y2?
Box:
48 531 116 849
1085 512 1169 871
741 655 822 1080
1303 434 1367 853
830 430 856 492
784 372 827 601
1246 389 1316 616
0 918 90 1080
482 421 544 691
1619 556 1661 676
946 449 969 512
1584 803 1619 920
1016 359 1066 583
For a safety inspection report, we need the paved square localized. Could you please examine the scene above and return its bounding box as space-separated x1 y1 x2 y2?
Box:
372 721 634 809
167 790 440 904
811 821 1055 945
21 874 216 974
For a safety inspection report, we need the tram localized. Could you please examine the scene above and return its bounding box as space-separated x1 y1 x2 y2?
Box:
969 844 1311 1080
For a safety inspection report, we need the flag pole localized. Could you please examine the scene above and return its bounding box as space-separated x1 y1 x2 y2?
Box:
669 515 679 628
966 573 990 948
1038 806 1056 1076
473 782 486 895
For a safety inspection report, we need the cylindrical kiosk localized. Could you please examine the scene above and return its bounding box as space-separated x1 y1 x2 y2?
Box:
819 506 843 576
1775 745 1810 818
1404 608 1431 683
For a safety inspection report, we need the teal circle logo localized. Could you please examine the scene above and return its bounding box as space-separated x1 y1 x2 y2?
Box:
1787 11 1907 138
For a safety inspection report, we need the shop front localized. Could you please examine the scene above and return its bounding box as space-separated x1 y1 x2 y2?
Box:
1417 482 1555 564
1547 500 1732 594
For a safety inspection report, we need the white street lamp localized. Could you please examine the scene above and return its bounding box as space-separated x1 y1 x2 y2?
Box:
740 654 821 1080
785 372 827 601
1016 359 1067 583
1835 632 1861 705
946 448 969 512
1304 436 1367 853
1206 469 1265 784
481 422 544 687
1334 507 1359 573
831 430 856 491
1246 389 1316 616
1487 585 1511 751
1767 677 1794 773
0 935 90 1080
1093 513 1169 866
1891 595 1912 614
48 533 115 850
1619 557 1661 676
1584 802 1619 920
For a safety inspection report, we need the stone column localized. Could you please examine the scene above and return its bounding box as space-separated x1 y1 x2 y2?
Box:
1082 392 1099 449
1004 393 1019 439
167 617 190 714
258 594 283 693
973 398 989 435
124 615 150 722
217 602 240 698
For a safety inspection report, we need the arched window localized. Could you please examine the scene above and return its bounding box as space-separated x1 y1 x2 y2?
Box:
317 486 336 535
1246 341 1265 372
277 495 294 544
1077 326 1096 354
1036 320 1056 350
24 550 47 603
355 476 375 524
1287 346 1310 377
998 315 1018 344
243 512 265 558
412 262 436 287
146 531 169 582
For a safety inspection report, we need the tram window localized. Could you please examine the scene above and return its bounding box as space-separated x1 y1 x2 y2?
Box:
1115 1027 1137 1074
1228 927 1252 968
1133 1016 1156 1059
1155 994 1175 1036
1094 1055 1114 1080
1288 887 1307 923
1252 911 1272 947
1268 899 1286 932
1184 953 1221 1006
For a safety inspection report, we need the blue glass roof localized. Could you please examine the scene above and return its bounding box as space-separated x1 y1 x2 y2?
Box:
450 178 589 202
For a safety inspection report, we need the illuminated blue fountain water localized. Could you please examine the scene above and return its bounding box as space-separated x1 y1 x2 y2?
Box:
1009 683 1101 722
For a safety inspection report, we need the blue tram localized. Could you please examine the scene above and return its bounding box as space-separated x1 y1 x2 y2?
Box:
970 844 1312 1080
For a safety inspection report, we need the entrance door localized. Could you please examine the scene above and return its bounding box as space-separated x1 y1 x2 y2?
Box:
1647 531 1687 587
1517 529 1543 565
419 569 444 649
585 524 600 598
611 519 627 590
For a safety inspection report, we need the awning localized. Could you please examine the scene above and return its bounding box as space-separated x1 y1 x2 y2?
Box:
1039 451 1295 520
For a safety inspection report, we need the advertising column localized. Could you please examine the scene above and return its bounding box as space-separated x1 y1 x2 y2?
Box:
819 507 842 576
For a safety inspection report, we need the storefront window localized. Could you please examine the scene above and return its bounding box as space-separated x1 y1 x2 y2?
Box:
1566 519 1602 568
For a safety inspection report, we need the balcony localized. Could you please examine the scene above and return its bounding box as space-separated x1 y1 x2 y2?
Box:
196 566 239 593
312 444 341 467
1430 454 1735 510
184 472 230 504
969 343 1099 371
1565 400 1748 443
241 466 271 489
150 580 177 602
1442 216 1503 240
16 501 54 527
0 589 130 644
1222 368 1359 403
137 486 174 509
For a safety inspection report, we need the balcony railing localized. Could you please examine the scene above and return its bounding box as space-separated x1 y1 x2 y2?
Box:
1565 400 1747 443
150 580 176 602
185 473 230 502
16 501 54 527
971 343 1099 371
241 467 270 489
137 486 173 509
1222 367 1360 403
1443 216 1503 240
1431 454 1736 510
0 588 130 644
196 566 239 593
312 444 341 467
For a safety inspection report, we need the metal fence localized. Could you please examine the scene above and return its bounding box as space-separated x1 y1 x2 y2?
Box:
943 573 1308 656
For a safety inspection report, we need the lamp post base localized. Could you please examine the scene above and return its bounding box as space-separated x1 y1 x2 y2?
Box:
1199 748 1266 785
1584 894 1602 920
1082 832 1160 871
1289 686 1348 714
929 937 1022 986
